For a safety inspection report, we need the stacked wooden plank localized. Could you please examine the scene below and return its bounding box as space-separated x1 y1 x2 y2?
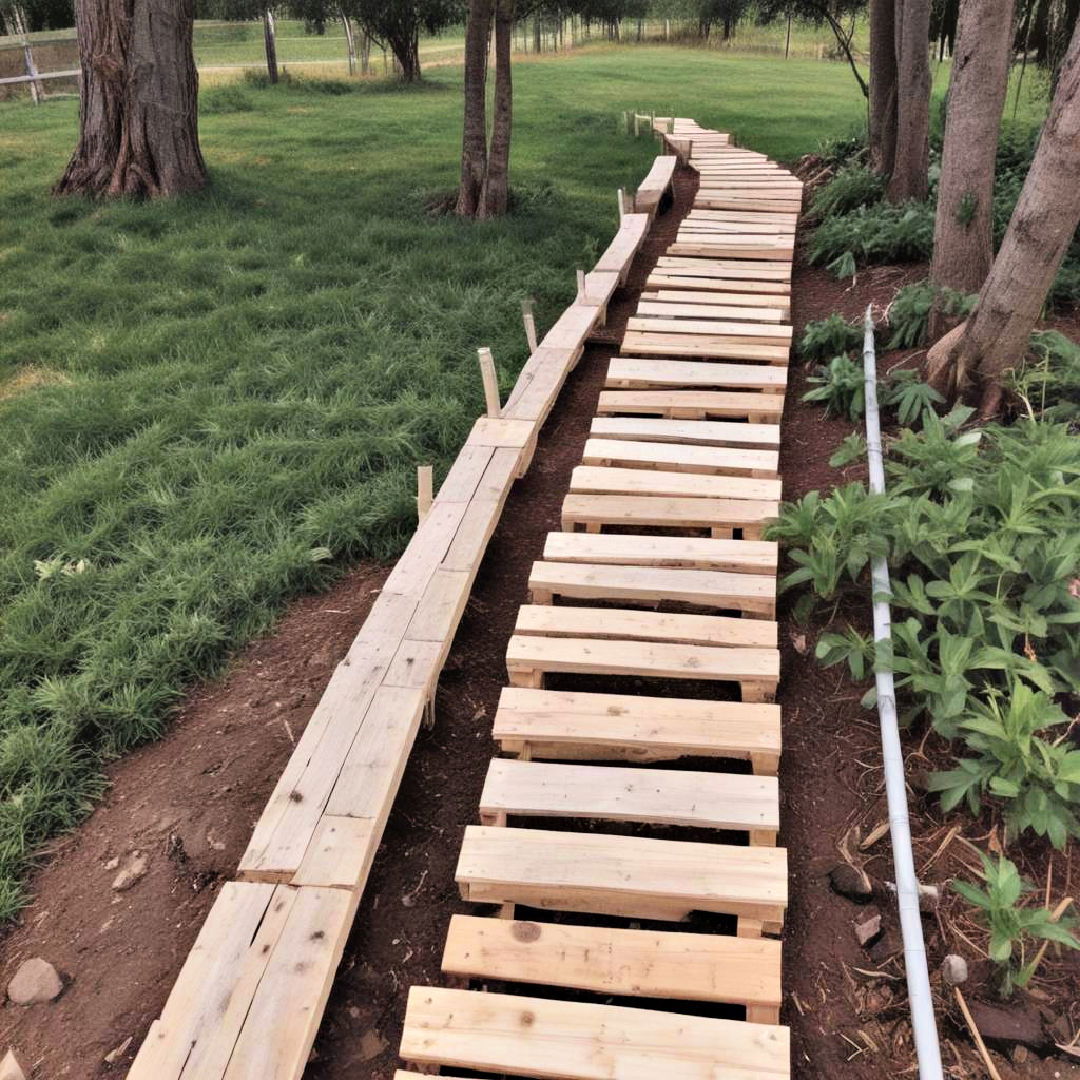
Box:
397 120 797 1079
127 185 657 1080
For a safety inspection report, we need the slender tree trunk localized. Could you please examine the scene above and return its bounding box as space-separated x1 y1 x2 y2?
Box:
360 28 371 74
455 0 493 216
926 21 1080 412
263 8 278 84
479 0 513 218
55 0 207 198
341 11 356 76
888 0 932 201
929 0 1016 337
869 0 899 174
11 5 43 104
1032 0 1051 60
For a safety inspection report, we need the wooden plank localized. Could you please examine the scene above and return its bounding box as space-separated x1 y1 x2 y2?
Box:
637 299 787 322
492 686 782 770
479 759 780 832
646 273 791 295
442 915 784 1008
626 317 792 344
679 219 796 234
400 987 790 1079
561 492 778 535
542 530 778 573
597 389 785 422
668 241 794 262
467 416 537 449
582 436 778 477
570 464 782 503
688 208 798 223
128 883 293 1080
641 289 791 311
695 195 803 213
619 335 790 364
607 356 788 391
515 603 777 648
656 256 791 279
456 827 788 922
292 816 378 889
526 560 775 617
223 886 356 1080
505 634 779 687
590 415 780 448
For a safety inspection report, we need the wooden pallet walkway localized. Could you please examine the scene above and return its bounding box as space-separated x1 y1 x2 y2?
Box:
398 120 799 1078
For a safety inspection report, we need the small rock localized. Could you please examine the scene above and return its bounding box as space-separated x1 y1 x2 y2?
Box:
941 954 968 986
828 863 873 904
853 907 883 948
112 851 149 891
966 998 1049 1052
7 958 63 1005
0 1049 27 1080
104 1036 132 1064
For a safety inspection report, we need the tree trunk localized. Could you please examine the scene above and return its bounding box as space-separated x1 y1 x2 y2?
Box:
479 0 513 219
341 11 357 76
54 0 207 198
455 0 493 216
869 0 899 174
926 21 1080 411
360 28 371 74
887 0 932 201
929 0 1016 337
1032 0 1051 60
11 5 43 104
263 8 278 84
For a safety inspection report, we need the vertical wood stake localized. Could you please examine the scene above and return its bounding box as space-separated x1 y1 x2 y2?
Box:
477 347 501 417
416 465 433 522
617 187 627 220
576 269 586 302
521 299 538 352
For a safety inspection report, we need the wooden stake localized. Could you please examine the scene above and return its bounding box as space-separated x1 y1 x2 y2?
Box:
576 269 586 302
521 298 538 352
633 111 640 136
617 187 627 220
477 347 501 417
954 987 1003 1080
416 465 433 521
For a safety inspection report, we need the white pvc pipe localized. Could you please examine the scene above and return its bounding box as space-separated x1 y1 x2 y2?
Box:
862 305 944 1080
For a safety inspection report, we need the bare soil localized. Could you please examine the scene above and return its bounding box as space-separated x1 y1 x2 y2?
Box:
2 172 1079 1080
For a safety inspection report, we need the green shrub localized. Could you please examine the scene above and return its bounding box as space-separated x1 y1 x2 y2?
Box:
879 368 945 425
809 166 883 220
809 201 936 278
802 354 865 419
953 853 1079 996
799 313 862 361
1011 330 1080 424
815 128 868 169
201 85 256 115
885 280 977 350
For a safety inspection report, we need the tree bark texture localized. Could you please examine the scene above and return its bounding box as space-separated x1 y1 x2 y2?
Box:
341 10 356 76
55 0 207 198
263 8 278 84
929 0 1016 336
927 21 1080 411
479 0 513 218
455 0 492 216
869 0 899 175
888 0 932 202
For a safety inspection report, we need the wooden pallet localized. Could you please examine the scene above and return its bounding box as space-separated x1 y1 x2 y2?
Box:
492 685 782 772
393 121 796 1080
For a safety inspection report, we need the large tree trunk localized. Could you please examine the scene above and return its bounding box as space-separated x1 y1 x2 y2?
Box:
479 0 513 219
455 0 493 216
928 0 1016 337
54 0 207 198
926 21 1080 412
887 0 932 202
263 8 278 84
869 0 899 175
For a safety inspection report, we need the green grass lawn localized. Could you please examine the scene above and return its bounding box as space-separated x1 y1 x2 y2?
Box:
0 42 1013 918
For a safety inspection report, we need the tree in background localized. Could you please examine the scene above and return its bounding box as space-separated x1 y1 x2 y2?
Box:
928 0 1016 336
345 0 462 80
867 0 897 173
455 0 493 215
886 0 931 200
926 20 1080 411
54 0 207 197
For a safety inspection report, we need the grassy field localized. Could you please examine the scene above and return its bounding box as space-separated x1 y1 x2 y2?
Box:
0 42 1045 918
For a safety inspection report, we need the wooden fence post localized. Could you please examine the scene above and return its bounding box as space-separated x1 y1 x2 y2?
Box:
521 299 538 352
576 269 586 302
477 348 501 417
416 465 433 521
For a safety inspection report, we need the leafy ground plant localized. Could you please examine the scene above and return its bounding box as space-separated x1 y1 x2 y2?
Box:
953 853 1079 996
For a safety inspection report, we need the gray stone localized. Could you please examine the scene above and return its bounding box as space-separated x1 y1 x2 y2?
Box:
7 957 63 1005
941 954 968 986
112 850 149 891
967 998 1049 1052
854 907 883 948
